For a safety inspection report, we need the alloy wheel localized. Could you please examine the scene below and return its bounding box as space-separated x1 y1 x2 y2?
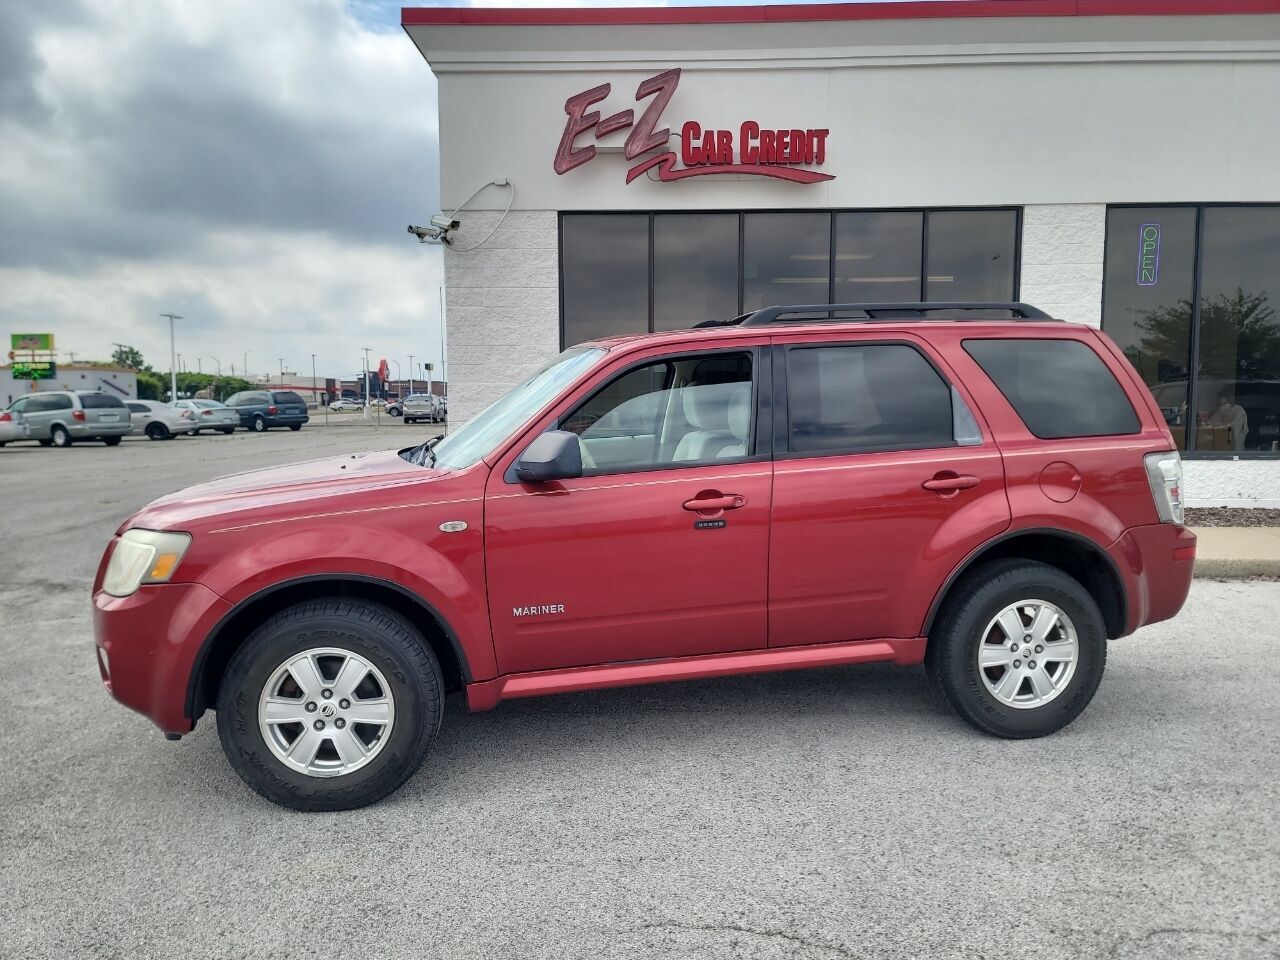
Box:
257 647 396 778
977 599 1079 710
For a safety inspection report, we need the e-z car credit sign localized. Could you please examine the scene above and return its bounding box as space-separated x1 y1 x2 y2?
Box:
554 68 833 185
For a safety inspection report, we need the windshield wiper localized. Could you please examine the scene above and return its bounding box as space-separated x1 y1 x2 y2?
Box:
405 433 445 467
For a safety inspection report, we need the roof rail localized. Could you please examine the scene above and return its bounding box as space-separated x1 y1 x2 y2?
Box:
730 302 1054 327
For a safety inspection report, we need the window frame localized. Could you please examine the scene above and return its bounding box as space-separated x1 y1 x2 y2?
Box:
552 345 771 479
772 339 963 460
1102 201 1280 460
558 206 1024 349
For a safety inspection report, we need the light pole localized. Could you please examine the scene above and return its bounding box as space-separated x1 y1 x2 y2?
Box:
391 359 401 400
243 349 251 383
408 354 415 397
160 313 182 402
278 358 284 388
197 357 202 374
209 356 221 376
361 347 372 417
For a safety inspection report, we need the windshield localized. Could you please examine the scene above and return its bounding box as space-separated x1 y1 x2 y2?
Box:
427 346 606 470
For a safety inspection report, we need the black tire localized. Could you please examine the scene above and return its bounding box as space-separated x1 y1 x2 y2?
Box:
50 425 72 448
216 598 444 811
251 415 267 433
38 439 52 447
220 427 235 434
289 423 302 431
145 422 169 441
925 559 1106 739
102 436 122 447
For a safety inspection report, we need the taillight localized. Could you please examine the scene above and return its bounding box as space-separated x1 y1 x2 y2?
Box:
181 410 194 419
201 409 212 416
267 405 278 414
0 412 10 422
1143 451 1184 525
73 410 86 422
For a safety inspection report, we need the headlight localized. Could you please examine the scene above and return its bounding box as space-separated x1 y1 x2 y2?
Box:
102 529 192 597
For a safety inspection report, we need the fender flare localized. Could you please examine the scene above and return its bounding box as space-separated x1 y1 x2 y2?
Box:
920 526 1128 638
184 572 472 720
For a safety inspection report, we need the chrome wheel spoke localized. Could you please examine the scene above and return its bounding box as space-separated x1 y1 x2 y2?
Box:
1028 606 1061 644
980 645 1014 668
994 668 1023 701
995 609 1026 644
346 699 391 726
286 655 325 699
1026 666 1056 700
262 697 310 725
331 656 368 701
330 728 368 767
287 727 325 769
1041 640 1076 662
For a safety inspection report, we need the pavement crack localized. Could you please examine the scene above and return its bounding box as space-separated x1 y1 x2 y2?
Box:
630 920 854 958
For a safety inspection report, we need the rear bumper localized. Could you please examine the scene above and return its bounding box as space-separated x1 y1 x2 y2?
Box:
93 582 231 735
268 414 309 426
1112 524 1197 635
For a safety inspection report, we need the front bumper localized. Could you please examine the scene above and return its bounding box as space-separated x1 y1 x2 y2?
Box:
93 582 232 735
1112 523 1197 635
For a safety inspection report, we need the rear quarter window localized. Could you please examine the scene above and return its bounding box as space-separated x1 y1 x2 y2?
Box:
79 393 125 409
963 338 1140 439
272 392 305 405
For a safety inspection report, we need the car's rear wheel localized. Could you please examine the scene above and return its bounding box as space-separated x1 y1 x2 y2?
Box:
251 415 267 432
219 427 235 434
50 425 72 447
102 436 122 447
145 422 169 440
925 559 1106 739
289 424 302 431
216 598 443 811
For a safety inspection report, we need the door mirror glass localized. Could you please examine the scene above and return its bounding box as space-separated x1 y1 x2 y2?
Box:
514 430 583 483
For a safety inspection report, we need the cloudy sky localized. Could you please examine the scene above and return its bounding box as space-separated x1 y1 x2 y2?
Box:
0 0 865 383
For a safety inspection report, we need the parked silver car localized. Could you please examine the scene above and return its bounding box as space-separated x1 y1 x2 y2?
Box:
172 399 239 434
127 400 196 440
5 391 131 447
0 408 30 446
400 394 444 424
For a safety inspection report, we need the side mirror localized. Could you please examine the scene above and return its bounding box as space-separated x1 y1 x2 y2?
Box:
514 430 583 483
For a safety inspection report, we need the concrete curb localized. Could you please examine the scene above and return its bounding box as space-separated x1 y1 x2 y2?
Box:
1193 559 1280 579
1188 527 1280 579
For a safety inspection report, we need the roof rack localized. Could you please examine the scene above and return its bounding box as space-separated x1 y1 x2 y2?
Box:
693 302 1054 328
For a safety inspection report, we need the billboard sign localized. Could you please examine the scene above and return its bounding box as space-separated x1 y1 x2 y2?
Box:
12 360 56 380
11 333 55 351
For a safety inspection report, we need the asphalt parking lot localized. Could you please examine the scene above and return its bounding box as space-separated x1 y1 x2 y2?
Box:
1 423 1277 960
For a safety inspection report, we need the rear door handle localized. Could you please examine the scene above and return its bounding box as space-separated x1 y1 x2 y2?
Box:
682 494 746 512
922 474 980 493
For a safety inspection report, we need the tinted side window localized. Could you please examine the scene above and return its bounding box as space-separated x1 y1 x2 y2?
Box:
272 392 304 405
80 394 125 409
42 394 73 410
127 403 148 414
24 395 50 412
786 345 954 454
964 338 1141 439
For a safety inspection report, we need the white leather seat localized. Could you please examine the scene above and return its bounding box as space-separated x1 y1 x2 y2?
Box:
672 382 751 462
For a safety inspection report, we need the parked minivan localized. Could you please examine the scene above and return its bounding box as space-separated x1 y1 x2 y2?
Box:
8 391 131 446
222 391 310 432
94 302 1195 810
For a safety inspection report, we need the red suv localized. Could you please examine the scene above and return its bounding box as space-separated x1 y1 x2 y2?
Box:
93 302 1195 810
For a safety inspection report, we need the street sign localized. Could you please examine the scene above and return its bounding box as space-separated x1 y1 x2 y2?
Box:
12 360 56 380
11 333 55 351
424 363 434 371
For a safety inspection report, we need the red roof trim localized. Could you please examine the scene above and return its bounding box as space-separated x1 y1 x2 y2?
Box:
402 1 1280 28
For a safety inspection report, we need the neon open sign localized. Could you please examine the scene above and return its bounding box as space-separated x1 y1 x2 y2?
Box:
1137 223 1161 286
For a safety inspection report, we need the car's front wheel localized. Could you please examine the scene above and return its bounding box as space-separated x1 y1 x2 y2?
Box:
925 559 1106 739
219 427 235 434
102 436 122 446
289 423 302 431
216 599 444 811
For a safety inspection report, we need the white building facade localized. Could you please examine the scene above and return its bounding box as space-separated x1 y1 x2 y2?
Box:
1 364 137 406
406 1 1280 505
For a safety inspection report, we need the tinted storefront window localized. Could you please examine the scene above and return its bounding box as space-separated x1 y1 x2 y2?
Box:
561 214 649 345
834 211 922 303
653 214 739 331
1102 204 1279 455
742 212 831 313
926 209 1019 303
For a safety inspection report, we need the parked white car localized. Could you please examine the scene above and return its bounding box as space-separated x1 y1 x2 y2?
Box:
172 399 239 434
0 408 31 446
127 400 196 440
329 398 361 412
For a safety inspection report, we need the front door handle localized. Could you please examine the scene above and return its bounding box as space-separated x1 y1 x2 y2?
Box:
922 474 980 493
682 494 746 512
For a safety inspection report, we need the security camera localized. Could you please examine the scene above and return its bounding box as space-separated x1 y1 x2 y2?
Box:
430 214 461 232
407 224 446 244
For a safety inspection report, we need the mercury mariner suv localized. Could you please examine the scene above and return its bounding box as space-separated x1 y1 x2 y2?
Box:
93 302 1195 810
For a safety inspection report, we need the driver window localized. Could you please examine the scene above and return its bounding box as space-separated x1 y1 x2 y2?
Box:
561 351 754 475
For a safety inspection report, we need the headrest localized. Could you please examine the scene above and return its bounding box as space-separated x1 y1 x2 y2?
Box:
683 381 740 430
